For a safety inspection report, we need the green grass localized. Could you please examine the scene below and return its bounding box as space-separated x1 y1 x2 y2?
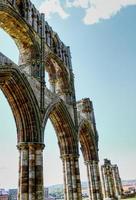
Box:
122 198 136 200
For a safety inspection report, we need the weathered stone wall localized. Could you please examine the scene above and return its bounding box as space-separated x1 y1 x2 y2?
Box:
77 98 103 200
101 159 123 200
0 1 103 199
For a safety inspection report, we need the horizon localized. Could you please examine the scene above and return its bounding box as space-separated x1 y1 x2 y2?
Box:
1 179 136 190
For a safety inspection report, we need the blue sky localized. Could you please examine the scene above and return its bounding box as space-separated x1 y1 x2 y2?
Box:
0 0 136 188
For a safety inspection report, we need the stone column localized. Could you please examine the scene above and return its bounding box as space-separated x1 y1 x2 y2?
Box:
101 165 110 199
29 144 36 200
85 160 103 200
35 144 44 200
112 165 123 199
62 158 68 200
93 161 103 200
17 143 45 200
61 154 82 200
101 164 115 200
18 147 21 200
18 143 29 200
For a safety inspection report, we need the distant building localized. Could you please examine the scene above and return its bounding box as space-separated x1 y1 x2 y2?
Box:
101 159 123 200
8 189 17 200
44 187 57 200
44 188 49 198
123 185 136 197
0 189 8 200
122 179 136 194
0 196 8 200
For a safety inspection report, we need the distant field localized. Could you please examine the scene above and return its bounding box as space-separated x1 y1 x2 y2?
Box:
122 198 136 200
81 198 136 200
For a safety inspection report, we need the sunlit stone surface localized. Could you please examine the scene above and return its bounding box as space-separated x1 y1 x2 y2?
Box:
0 1 103 199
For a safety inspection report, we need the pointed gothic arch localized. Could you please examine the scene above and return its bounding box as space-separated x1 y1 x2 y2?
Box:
43 98 78 155
77 98 103 200
0 61 45 199
0 66 41 143
42 99 82 199
0 2 40 65
78 120 103 200
79 119 98 162
45 54 71 98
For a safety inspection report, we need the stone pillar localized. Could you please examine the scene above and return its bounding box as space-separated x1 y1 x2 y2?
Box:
18 147 21 200
35 144 44 200
17 143 45 200
61 154 82 200
29 144 36 200
112 165 123 199
101 160 115 200
101 165 109 198
62 158 68 200
93 161 103 200
18 143 29 200
85 160 103 200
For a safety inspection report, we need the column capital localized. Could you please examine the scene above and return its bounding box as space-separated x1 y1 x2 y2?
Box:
60 153 79 160
30 143 45 150
84 160 93 165
17 143 29 150
93 160 99 165
17 142 45 150
84 160 99 165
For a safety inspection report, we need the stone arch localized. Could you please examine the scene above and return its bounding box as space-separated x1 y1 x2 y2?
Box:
79 119 103 200
0 67 41 143
43 98 82 199
43 98 78 155
0 2 40 65
0 64 45 199
45 54 71 98
79 119 98 161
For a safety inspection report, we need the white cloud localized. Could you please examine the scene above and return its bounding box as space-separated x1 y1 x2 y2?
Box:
39 0 136 24
66 0 136 25
39 0 69 19
66 0 90 8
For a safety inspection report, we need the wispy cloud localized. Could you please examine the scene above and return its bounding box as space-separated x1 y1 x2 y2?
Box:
39 0 136 24
39 0 69 19
85 0 136 25
66 0 136 24
66 0 90 8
